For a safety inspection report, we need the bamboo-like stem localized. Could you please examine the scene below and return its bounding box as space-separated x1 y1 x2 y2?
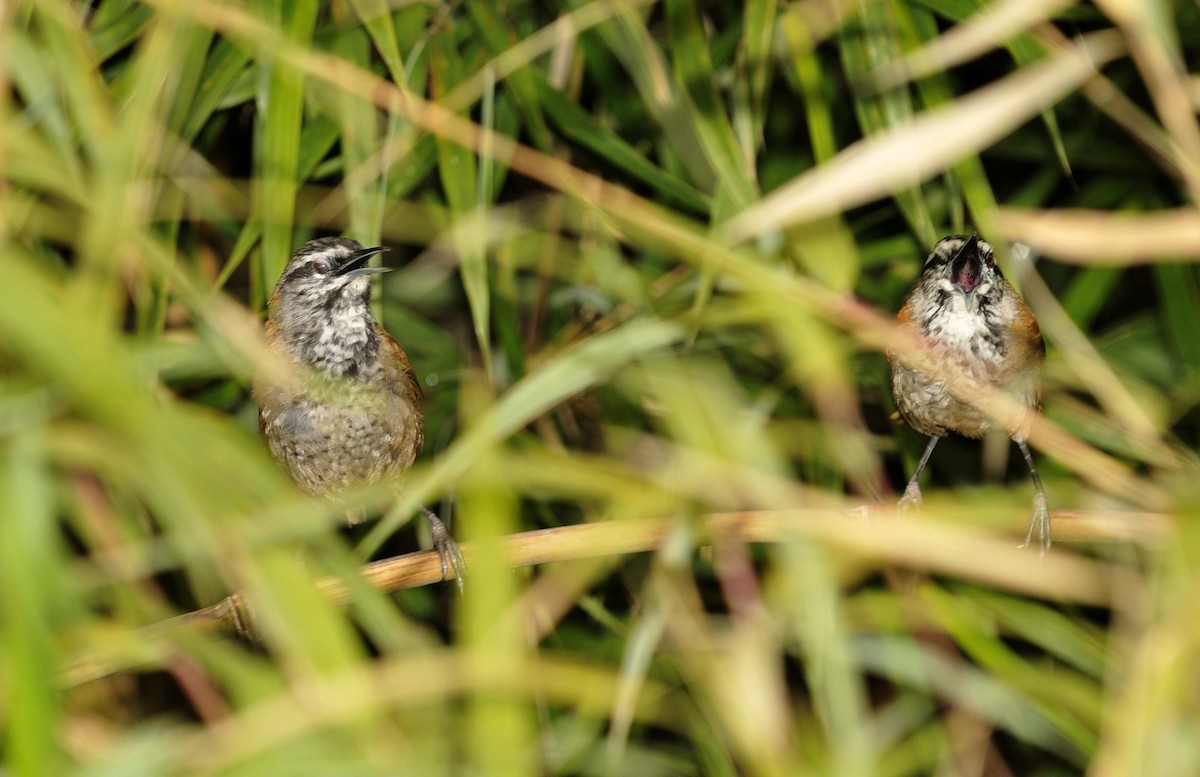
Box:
61 507 1168 687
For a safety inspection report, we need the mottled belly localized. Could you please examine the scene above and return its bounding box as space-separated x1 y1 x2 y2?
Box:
890 364 991 438
261 394 419 494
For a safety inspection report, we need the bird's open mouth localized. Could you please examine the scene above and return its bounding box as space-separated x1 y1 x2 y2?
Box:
334 246 390 279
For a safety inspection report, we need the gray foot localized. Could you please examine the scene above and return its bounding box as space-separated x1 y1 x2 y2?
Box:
1019 491 1051 556
899 482 923 510
422 506 466 592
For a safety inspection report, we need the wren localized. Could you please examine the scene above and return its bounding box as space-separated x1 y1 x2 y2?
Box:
888 235 1051 552
253 236 464 581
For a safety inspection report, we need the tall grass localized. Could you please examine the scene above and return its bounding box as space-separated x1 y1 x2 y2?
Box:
2 0 1199 774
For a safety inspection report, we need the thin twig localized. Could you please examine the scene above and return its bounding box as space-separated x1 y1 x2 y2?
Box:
61 507 1168 687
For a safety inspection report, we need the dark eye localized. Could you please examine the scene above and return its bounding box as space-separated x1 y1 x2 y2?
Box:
313 258 332 274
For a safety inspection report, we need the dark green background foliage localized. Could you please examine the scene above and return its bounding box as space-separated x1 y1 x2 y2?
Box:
2 0 1199 775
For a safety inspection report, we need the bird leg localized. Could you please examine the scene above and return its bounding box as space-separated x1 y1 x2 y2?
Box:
421 505 465 591
1015 438 1051 555
900 436 940 508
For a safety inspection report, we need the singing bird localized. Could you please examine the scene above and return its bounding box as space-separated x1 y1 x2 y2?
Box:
888 235 1050 552
254 236 464 581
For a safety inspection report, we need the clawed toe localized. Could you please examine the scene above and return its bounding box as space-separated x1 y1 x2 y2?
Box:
1019 491 1051 556
422 506 465 592
899 482 923 510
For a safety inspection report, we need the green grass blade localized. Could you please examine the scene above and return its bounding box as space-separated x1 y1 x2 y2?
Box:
430 26 491 378
664 0 758 220
251 0 319 305
535 78 708 213
838 2 936 246
330 20 383 243
465 0 554 152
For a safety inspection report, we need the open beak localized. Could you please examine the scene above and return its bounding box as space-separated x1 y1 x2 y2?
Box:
334 246 390 279
950 236 985 307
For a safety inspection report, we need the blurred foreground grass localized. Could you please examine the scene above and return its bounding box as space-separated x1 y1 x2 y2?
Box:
3 0 1200 775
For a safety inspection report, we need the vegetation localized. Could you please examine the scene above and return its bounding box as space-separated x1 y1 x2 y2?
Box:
2 0 1198 774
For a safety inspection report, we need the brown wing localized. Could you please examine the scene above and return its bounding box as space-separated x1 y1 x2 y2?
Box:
377 323 426 459
1003 300 1045 409
885 297 915 368
887 298 921 427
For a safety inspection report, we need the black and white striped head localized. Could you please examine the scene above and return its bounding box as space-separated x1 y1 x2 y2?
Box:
270 237 388 312
266 237 390 372
916 234 1004 313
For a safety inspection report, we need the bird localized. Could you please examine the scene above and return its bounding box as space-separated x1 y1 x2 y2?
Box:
887 234 1051 552
253 236 464 583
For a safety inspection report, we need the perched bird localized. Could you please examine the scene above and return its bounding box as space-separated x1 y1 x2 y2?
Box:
887 235 1050 551
253 236 464 581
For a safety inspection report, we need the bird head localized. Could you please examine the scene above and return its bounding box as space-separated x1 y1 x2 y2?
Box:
265 237 392 371
269 237 389 317
918 234 1002 311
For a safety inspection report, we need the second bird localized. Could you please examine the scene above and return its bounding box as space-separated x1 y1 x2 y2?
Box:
888 235 1051 551
253 236 464 580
